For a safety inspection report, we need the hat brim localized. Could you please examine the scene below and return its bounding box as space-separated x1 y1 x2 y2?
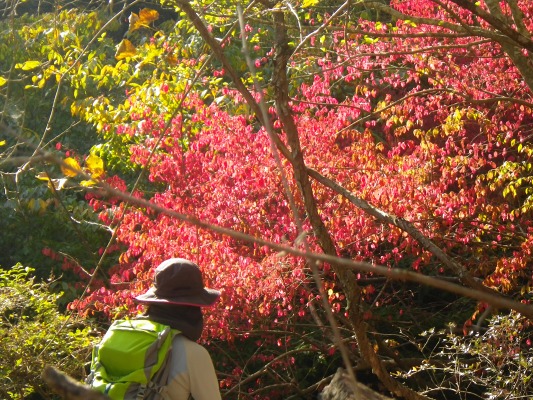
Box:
135 287 221 307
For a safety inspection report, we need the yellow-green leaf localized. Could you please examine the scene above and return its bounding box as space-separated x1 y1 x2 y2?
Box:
36 173 68 190
0 140 5 146
128 9 159 32
128 12 140 32
0 76 6 87
302 0 319 7
139 8 159 24
61 157 82 178
86 154 104 178
115 39 136 60
15 60 41 70
80 179 97 187
36 172 51 181
51 178 68 191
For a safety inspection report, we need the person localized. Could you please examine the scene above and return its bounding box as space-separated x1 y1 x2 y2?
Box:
134 257 222 400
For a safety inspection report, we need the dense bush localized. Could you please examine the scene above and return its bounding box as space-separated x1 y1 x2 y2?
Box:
399 311 533 399
0 264 99 399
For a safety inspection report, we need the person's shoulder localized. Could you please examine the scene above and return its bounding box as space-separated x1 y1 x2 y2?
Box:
173 335 210 357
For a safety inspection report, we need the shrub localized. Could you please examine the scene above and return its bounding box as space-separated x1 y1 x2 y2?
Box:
402 311 533 399
0 264 99 399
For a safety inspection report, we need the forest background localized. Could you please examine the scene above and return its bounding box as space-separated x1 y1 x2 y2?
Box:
1 0 533 399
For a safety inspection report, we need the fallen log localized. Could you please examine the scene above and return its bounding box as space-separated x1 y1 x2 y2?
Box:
41 365 108 400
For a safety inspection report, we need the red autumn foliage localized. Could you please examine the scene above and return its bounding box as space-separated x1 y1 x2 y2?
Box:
68 0 533 352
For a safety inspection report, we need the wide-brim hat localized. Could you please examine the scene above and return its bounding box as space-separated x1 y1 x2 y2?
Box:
135 258 221 307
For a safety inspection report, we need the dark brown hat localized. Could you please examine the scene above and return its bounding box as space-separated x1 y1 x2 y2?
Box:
135 258 221 307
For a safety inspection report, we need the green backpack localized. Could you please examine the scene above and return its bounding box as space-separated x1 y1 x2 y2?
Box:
87 319 180 400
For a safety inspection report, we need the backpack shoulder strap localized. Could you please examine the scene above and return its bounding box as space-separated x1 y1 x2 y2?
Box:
138 327 181 400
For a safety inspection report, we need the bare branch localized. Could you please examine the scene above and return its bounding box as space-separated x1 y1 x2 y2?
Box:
363 1 493 38
30 149 533 320
306 167 496 294
507 0 530 39
292 0 351 55
173 0 292 160
448 0 533 51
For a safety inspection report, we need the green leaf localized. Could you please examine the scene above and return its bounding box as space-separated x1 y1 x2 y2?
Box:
15 60 41 70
